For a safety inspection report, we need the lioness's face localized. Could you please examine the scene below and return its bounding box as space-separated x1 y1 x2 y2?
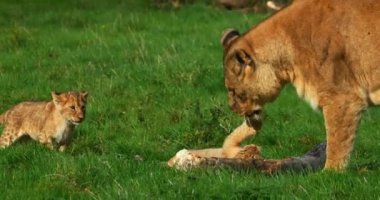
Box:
221 29 283 130
52 91 88 125
224 54 263 130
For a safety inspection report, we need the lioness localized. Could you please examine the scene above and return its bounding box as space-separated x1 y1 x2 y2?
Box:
222 0 380 170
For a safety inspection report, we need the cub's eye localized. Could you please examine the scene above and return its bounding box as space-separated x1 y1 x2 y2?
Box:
70 106 75 110
81 106 86 110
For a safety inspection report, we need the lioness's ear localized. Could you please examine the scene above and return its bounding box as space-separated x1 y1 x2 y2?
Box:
221 29 240 48
235 49 254 67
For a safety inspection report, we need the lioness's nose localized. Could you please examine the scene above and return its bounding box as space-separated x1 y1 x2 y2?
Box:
251 108 262 116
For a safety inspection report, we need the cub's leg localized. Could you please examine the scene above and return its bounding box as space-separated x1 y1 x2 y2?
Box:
58 145 67 152
322 95 365 170
36 134 54 150
0 127 25 148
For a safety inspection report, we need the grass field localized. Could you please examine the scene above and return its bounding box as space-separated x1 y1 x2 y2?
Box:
1 0 380 199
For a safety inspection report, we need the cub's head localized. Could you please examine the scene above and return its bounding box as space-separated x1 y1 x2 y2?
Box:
221 29 285 130
52 91 88 125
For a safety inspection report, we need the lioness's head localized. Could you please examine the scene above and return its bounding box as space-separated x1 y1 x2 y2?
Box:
221 29 286 130
52 91 88 125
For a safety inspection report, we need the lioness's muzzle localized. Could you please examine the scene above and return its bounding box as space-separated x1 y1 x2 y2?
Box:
245 109 262 130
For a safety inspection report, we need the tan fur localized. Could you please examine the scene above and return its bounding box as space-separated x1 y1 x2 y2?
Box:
167 121 260 167
0 91 88 151
221 0 380 170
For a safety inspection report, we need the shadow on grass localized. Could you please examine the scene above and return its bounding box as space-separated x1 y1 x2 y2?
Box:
355 161 380 171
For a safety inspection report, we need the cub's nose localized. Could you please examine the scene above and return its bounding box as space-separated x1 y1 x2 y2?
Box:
76 113 85 122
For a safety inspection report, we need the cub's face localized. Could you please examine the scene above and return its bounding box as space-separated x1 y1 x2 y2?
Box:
221 29 283 130
52 91 88 125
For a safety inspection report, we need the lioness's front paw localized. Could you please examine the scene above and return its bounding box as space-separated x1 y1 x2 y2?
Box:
167 149 202 170
324 158 347 171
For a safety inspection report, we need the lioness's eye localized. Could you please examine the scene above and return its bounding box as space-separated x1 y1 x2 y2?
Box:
228 88 235 94
70 106 75 110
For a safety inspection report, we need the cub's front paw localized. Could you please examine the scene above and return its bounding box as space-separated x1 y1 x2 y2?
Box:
58 145 67 152
167 149 202 170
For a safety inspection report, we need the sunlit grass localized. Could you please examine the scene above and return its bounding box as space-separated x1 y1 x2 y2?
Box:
0 0 380 199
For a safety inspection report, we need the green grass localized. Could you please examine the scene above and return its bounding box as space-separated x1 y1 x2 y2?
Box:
1 0 380 199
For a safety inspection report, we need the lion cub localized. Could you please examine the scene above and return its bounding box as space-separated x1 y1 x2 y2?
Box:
0 91 88 151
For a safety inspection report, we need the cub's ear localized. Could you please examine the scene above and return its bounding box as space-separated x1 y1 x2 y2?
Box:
51 91 62 103
81 91 89 100
234 49 254 67
221 29 240 48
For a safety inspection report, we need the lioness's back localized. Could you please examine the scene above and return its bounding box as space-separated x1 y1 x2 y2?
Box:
281 0 380 89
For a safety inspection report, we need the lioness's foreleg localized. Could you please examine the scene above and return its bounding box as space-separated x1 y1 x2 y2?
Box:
322 95 365 170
